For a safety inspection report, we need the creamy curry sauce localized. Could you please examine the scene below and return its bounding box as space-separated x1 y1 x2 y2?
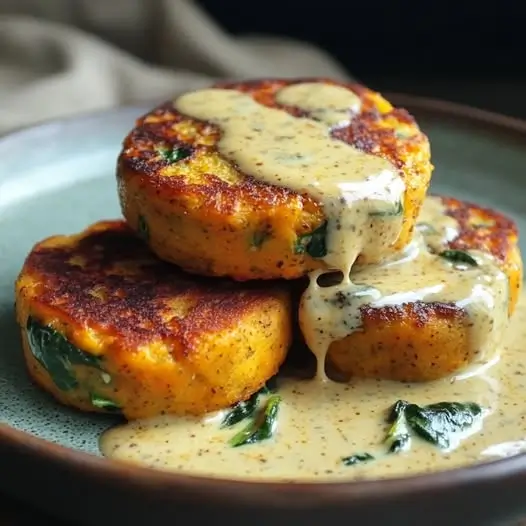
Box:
100 299 526 480
101 83 523 481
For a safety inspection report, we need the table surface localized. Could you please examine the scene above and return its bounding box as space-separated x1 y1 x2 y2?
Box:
3 78 526 524
0 493 65 525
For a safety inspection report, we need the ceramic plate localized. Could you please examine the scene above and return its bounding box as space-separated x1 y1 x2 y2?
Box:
1 97 525 526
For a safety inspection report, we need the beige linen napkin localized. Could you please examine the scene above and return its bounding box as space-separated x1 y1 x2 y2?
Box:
0 0 350 134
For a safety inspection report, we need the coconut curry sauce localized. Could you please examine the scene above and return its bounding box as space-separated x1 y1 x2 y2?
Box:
100 195 519 480
100 290 526 480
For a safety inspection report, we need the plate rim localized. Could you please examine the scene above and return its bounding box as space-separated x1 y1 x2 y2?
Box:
2 92 526 509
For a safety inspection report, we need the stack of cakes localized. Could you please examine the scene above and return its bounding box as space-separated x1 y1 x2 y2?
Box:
15 78 522 424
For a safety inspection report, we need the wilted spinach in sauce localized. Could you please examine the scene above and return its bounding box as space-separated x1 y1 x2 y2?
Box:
221 376 277 438
229 395 281 447
221 378 278 429
343 399 483 467
341 453 375 466
401 401 483 449
439 249 478 267
221 391 260 428
385 400 411 453
384 400 483 451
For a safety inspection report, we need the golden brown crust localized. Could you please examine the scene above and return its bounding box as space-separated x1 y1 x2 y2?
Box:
120 78 425 213
22 221 279 353
360 301 465 326
440 195 518 264
15 221 292 419
117 77 432 280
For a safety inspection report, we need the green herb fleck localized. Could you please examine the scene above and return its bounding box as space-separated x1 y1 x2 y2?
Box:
137 215 149 241
404 401 482 449
341 453 375 466
331 285 378 308
229 395 281 447
385 400 411 453
157 145 192 163
369 200 404 217
439 250 478 266
26 317 102 391
251 229 271 249
90 393 121 412
294 221 327 258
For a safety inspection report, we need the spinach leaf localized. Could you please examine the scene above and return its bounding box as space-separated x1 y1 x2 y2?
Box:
137 215 149 241
385 400 411 453
229 395 281 447
221 378 278 428
90 393 121 412
341 452 375 466
405 402 482 449
26 317 102 391
387 400 408 423
221 391 260 428
369 200 404 217
157 145 192 163
294 221 327 258
439 250 478 267
384 400 482 451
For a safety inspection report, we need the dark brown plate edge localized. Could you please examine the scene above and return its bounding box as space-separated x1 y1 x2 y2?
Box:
1 92 526 511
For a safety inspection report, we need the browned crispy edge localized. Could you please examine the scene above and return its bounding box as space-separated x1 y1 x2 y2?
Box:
117 77 428 216
18 220 288 355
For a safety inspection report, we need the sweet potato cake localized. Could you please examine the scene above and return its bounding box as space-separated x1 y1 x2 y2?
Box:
326 196 523 382
15 221 292 420
117 78 433 281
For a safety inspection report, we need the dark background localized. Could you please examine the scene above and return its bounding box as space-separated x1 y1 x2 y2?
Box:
200 0 526 118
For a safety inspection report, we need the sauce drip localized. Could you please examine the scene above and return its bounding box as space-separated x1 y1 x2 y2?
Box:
311 196 509 368
175 83 405 380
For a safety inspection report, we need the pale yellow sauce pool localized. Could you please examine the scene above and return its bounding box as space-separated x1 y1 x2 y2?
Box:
100 294 526 481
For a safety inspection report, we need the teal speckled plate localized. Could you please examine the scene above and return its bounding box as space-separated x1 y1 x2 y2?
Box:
0 97 526 526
